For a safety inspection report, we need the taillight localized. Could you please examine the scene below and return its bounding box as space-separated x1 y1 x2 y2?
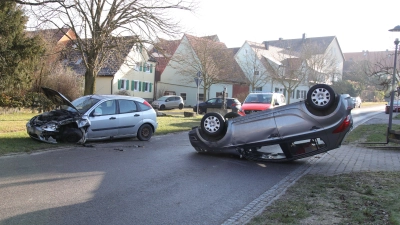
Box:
333 115 351 133
144 100 152 108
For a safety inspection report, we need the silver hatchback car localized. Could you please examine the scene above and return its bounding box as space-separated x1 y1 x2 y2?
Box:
152 95 184 110
27 87 158 144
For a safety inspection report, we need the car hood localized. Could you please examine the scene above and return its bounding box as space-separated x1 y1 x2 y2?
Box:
241 103 272 110
41 87 81 114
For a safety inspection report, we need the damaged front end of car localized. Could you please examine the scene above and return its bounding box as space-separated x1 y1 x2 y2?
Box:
26 87 93 144
27 110 91 144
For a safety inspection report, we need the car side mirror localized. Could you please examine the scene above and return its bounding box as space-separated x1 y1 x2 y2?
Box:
93 112 102 116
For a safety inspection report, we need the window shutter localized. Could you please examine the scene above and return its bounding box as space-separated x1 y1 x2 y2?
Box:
139 81 142 91
131 81 134 91
140 63 143 71
118 79 121 89
149 83 152 92
296 90 300 99
126 80 129 90
142 82 145 92
150 64 153 73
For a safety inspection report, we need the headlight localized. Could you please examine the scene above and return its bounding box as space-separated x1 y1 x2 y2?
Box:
78 119 90 127
41 122 58 131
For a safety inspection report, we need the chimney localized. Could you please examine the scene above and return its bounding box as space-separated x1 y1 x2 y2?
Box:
279 37 283 40
264 41 269 50
302 33 306 40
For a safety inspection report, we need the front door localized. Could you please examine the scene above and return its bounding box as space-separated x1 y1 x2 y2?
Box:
87 100 118 139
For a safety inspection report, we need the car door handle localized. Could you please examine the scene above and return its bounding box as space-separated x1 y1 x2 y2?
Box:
134 114 140 117
311 126 320 130
109 117 116 120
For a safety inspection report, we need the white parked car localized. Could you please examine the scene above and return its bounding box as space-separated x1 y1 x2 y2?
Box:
152 95 184 110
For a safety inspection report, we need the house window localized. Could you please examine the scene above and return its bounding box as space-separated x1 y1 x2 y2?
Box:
296 90 307 99
143 82 149 92
119 79 129 90
131 80 139 91
254 87 262 92
198 93 204 102
144 64 150 72
254 71 260 75
180 93 186 100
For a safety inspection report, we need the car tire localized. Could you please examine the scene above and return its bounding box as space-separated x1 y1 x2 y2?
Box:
201 112 225 137
159 105 165 110
306 84 336 110
62 128 83 143
224 112 241 120
137 124 153 141
179 103 183 110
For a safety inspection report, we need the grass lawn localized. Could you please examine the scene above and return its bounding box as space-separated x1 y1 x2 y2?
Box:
0 109 201 156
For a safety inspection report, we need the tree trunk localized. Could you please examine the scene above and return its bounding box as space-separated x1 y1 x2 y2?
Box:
84 70 96 95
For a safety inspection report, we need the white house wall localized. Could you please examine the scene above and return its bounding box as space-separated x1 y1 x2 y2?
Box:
158 36 233 107
111 46 155 101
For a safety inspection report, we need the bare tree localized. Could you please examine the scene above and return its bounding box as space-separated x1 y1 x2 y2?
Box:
302 43 340 86
237 43 270 92
27 0 196 95
5 0 64 6
264 46 308 104
171 34 243 99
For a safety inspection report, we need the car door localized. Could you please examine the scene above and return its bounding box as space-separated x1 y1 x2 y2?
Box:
117 99 142 137
87 100 118 139
165 97 175 109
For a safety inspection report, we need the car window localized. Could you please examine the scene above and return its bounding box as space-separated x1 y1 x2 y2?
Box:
216 98 222 104
118 100 138 114
207 98 217 103
157 96 168 101
72 96 101 113
98 100 116 115
137 101 152 111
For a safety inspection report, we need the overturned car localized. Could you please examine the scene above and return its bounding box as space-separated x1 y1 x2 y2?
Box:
188 84 353 162
27 87 158 144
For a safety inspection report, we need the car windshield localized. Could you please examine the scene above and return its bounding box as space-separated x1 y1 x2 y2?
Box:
157 96 169 101
244 94 273 103
66 96 101 114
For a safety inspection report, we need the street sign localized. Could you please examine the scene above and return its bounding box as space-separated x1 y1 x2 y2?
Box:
197 71 202 77
194 77 202 87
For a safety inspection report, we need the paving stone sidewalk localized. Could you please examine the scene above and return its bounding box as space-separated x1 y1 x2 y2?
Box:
223 112 400 225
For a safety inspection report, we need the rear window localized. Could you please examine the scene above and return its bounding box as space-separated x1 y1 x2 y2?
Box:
137 101 152 111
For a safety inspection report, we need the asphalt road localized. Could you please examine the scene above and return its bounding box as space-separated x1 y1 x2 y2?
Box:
0 105 383 225
0 132 307 225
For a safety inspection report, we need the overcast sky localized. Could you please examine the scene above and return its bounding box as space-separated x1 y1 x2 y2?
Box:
176 0 400 53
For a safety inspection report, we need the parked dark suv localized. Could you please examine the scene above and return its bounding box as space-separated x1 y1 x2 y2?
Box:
193 97 242 114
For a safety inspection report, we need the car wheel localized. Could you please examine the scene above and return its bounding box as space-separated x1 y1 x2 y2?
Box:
179 103 183 110
201 112 225 137
62 128 83 143
224 112 241 120
159 105 165 110
307 84 336 110
137 124 153 141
